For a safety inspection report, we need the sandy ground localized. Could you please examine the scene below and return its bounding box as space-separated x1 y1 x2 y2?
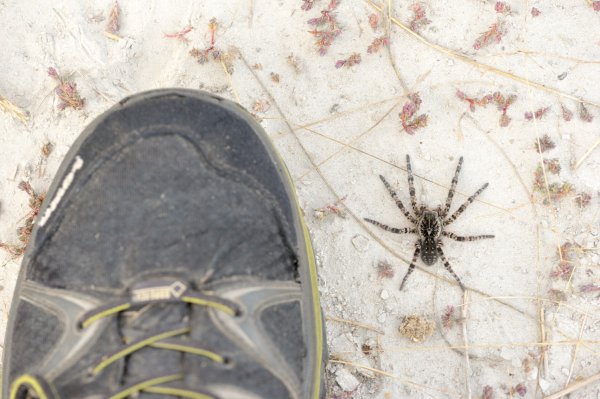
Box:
1 1 600 398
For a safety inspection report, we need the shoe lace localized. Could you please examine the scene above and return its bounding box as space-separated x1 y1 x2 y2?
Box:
10 279 242 399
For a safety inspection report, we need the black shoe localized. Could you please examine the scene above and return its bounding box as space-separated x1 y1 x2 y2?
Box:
3 89 326 399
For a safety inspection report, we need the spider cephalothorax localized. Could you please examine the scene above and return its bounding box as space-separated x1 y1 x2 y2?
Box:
364 155 494 290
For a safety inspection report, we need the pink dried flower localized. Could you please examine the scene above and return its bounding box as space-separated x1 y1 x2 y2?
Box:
561 104 573 121
314 196 347 220
367 36 390 54
335 52 361 68
495 1 510 14
301 0 317 11
399 93 428 135
473 21 504 50
593 1 600 11
377 260 394 279
524 106 550 121
47 67 85 110
551 242 578 280
579 103 593 122
1 181 46 258
482 385 494 399
164 26 193 43
409 2 431 32
534 134 555 153
580 283 600 293
531 7 541 16
456 90 492 111
441 305 455 329
106 1 120 34
307 0 341 55
368 13 379 29
574 192 592 208
513 383 527 397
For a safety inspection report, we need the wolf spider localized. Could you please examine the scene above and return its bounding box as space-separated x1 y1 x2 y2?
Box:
365 155 494 290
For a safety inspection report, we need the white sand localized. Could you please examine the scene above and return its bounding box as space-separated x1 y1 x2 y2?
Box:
1 1 600 398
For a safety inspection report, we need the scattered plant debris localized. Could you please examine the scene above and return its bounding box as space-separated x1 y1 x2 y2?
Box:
548 288 567 302
543 158 561 174
301 0 317 11
361 343 373 355
335 53 361 69
580 283 600 293
47 67 85 110
533 159 573 203
398 314 435 343
252 63 263 70
531 7 541 17
510 383 527 397
473 20 504 50
578 103 593 122
41 142 53 158
456 90 492 111
482 385 494 399
368 13 379 30
105 1 120 36
270 72 280 83
561 104 573 121
409 2 431 32
0 182 46 258
574 192 592 208
287 54 302 74
377 260 395 279
534 134 555 153
189 18 236 74
399 93 428 135
441 305 456 329
0 94 28 124
307 0 341 56
524 106 550 121
456 89 516 126
314 196 347 220
550 242 579 280
492 91 516 127
495 1 510 14
367 36 390 54
164 25 193 43
252 99 271 113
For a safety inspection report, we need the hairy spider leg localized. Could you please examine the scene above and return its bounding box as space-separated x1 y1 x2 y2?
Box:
379 175 418 224
364 219 417 234
399 243 421 290
437 245 465 290
444 182 489 226
443 231 494 241
442 156 463 218
405 155 419 215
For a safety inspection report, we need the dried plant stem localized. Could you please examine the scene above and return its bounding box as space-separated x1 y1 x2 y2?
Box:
0 95 28 124
297 99 403 181
220 58 240 104
461 290 472 399
326 315 385 334
329 359 456 397
574 137 600 170
564 308 589 388
366 0 600 109
543 370 600 399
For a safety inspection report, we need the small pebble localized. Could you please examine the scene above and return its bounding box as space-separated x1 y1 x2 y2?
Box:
335 368 360 392
351 234 370 252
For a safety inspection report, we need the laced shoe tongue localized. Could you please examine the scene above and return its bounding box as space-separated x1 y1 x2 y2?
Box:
120 279 191 396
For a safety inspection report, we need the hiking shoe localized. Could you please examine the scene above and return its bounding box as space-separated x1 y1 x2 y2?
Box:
3 89 326 399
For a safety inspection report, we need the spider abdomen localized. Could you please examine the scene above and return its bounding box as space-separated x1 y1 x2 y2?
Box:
420 238 438 265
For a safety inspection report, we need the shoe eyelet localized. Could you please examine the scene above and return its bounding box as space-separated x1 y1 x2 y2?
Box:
221 356 235 369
